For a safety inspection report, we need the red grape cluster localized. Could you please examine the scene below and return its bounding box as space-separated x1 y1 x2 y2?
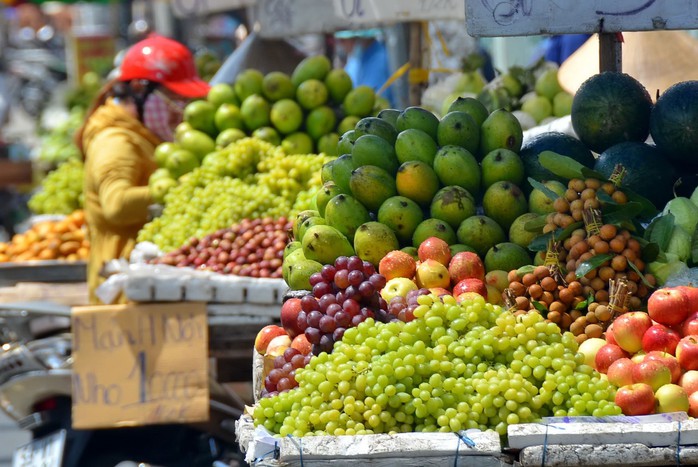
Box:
387 288 433 322
297 255 390 356
262 347 312 397
152 217 291 278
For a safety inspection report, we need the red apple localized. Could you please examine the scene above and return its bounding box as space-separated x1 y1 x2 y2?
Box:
254 324 287 353
679 370 698 396
605 323 617 346
689 391 698 417
379 250 417 281
417 237 451 266
453 278 487 298
614 383 656 416
291 333 312 355
642 323 681 355
644 351 682 384
647 287 690 326
415 259 451 289
655 383 689 413
632 359 672 390
676 335 698 371
681 311 698 337
448 251 486 283
595 343 630 374
675 285 698 312
280 298 304 338
613 311 653 353
606 358 635 388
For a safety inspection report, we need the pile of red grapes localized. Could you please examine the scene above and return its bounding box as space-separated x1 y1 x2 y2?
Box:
262 347 311 398
297 255 390 356
151 217 291 278
387 288 433 322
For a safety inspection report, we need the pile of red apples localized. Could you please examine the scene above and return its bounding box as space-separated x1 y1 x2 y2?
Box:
580 286 698 416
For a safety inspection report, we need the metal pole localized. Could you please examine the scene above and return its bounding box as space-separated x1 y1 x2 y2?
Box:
408 22 423 107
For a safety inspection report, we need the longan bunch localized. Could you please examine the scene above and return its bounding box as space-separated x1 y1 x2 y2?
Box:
505 265 588 332
543 178 628 234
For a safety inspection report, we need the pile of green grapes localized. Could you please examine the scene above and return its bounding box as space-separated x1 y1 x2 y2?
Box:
253 294 621 438
138 138 329 251
28 159 85 215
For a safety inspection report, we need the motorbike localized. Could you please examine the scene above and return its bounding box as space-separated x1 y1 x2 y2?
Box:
0 301 246 467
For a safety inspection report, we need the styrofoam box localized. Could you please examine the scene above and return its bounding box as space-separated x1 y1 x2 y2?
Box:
236 415 512 467
518 443 698 467
508 418 698 450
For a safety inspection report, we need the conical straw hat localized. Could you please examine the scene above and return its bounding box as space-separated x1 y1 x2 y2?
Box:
558 31 698 100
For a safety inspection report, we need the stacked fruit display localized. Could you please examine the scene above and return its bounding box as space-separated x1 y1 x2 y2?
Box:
149 217 291 278
253 292 621 438
138 137 330 252
28 158 85 215
576 286 698 417
284 101 549 292
0 211 88 262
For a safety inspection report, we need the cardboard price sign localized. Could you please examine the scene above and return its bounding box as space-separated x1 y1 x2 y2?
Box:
71 302 209 429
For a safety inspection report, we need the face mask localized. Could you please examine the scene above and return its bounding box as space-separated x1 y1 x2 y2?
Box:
142 92 177 142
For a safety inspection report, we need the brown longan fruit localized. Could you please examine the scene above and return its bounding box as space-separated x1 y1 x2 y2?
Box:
522 273 537 287
572 209 584 222
587 302 599 313
598 266 615 282
579 251 594 263
585 323 604 339
508 270 520 283
601 182 616 195
628 238 641 252
558 215 575 228
583 285 595 297
554 197 570 213
629 296 642 309
528 283 543 300
569 320 585 335
593 241 610 254
590 277 606 291
515 296 530 310
563 238 573 250
565 271 578 284
565 188 579 202
569 179 586 192
560 312 573 330
541 291 555 305
567 280 583 296
584 268 598 280
566 259 577 272
581 188 597 201
509 281 526 297
594 305 612 321
585 311 598 324
594 289 610 303
534 265 551 280
610 237 626 253
634 259 645 272
645 274 657 287
611 255 628 271
620 229 631 240
587 234 601 247
637 284 649 298
547 310 561 323
543 223 556 234
569 199 584 213
540 276 557 292
558 288 576 305
584 199 601 210
599 224 617 241
549 301 566 314
585 178 602 190
626 281 639 295
575 333 589 344
569 309 583 321
612 191 628 204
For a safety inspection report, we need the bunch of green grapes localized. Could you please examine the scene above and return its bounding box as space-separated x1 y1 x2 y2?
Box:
253 294 621 438
139 138 330 251
28 159 85 215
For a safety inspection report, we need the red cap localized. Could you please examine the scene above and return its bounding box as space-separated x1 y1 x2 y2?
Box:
119 35 210 98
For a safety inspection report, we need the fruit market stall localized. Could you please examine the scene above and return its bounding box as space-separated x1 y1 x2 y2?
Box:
226 1 698 464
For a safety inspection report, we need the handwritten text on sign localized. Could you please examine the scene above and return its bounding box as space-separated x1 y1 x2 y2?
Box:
71 302 209 429
466 0 698 37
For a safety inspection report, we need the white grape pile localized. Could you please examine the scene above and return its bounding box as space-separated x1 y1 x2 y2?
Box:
28 159 85 215
138 138 330 251
253 294 621 438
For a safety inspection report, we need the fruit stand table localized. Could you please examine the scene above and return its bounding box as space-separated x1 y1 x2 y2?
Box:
0 261 88 306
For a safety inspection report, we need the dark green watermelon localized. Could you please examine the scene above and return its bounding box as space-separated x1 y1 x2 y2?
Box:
571 72 653 154
650 80 698 170
519 131 595 192
594 141 678 209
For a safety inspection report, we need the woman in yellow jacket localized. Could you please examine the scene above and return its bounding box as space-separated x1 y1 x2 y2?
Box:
76 35 210 303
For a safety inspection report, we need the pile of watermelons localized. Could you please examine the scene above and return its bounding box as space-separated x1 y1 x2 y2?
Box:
517 73 698 210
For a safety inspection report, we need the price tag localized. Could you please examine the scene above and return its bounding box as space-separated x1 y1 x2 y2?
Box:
466 0 698 37
71 302 209 429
